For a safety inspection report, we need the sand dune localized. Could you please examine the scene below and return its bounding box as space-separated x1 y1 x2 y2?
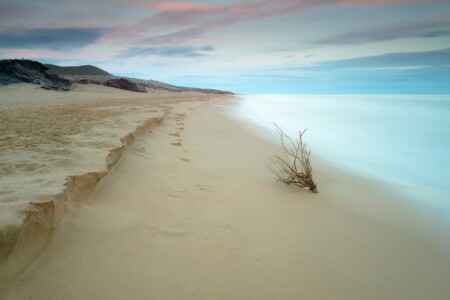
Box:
1 91 449 299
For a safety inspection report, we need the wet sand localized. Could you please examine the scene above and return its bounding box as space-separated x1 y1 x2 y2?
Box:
1 87 449 299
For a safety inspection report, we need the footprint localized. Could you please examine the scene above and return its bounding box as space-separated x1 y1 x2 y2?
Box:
180 158 190 162
134 147 146 153
176 127 185 131
195 184 209 192
153 224 188 239
158 105 173 109
169 133 180 137
171 142 182 147
173 113 187 121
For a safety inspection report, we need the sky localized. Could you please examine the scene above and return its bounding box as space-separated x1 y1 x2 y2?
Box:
0 0 449 94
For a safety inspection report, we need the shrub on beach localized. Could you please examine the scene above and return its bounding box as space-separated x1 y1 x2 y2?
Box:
269 124 318 193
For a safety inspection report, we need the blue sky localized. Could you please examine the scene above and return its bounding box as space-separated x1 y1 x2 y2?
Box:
0 0 449 93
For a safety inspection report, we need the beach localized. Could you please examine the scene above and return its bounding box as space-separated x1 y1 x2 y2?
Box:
1 85 450 299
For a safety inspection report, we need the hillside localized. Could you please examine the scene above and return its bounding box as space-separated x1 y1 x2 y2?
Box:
0 59 71 91
1 59 233 94
44 64 112 76
45 64 232 94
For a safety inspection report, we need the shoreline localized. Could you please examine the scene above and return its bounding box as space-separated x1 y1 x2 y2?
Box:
230 94 450 210
226 96 450 255
2 91 450 299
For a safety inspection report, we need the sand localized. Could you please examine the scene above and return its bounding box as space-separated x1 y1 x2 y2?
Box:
0 84 162 229
0 83 216 276
1 86 449 299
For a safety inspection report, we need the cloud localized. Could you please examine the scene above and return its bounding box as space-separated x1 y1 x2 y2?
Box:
316 20 450 44
351 65 428 71
136 0 331 45
0 48 73 59
1 0 440 49
140 27 207 45
288 48 450 71
0 5 14 19
143 2 222 12
418 30 450 38
0 27 104 50
135 0 440 46
117 45 215 58
248 47 450 94
200 45 214 51
141 1 263 14
325 48 450 68
339 0 441 6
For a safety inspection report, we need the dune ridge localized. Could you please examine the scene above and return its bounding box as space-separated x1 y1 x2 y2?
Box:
0 113 166 294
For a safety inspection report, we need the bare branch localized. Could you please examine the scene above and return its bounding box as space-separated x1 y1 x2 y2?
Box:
268 124 318 193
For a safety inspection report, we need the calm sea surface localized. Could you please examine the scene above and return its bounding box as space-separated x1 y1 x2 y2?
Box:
232 95 450 212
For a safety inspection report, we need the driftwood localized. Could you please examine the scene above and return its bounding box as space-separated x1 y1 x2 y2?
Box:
269 124 317 193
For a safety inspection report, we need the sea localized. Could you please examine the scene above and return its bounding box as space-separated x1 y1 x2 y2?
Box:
232 94 450 215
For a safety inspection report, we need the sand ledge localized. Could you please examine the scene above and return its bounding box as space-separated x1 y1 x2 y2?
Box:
0 111 165 294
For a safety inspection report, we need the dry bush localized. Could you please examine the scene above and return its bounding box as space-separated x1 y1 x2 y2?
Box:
268 124 318 193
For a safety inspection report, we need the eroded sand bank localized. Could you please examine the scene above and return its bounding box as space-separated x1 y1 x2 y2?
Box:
0 84 218 289
2 91 449 299
0 84 164 228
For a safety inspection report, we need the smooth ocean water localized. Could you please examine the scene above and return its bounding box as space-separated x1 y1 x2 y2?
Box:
232 94 450 212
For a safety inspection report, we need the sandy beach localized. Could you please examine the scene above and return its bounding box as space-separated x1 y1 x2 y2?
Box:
0 83 220 289
0 84 448 299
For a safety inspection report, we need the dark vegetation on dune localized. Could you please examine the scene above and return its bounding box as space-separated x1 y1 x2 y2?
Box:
104 78 147 93
0 59 233 94
0 59 71 91
44 64 112 76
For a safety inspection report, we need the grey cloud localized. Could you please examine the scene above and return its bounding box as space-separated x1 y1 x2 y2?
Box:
0 27 104 50
0 5 14 18
418 30 450 38
316 20 450 45
117 45 215 58
322 47 450 68
200 45 215 51
140 28 206 45
285 48 450 71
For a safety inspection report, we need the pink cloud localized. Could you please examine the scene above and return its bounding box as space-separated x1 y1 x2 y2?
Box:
135 0 326 45
140 1 262 14
3 0 437 53
147 2 220 11
136 0 442 46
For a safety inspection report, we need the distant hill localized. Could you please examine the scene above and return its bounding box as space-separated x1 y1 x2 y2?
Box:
1 59 233 94
0 59 71 91
44 64 112 76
